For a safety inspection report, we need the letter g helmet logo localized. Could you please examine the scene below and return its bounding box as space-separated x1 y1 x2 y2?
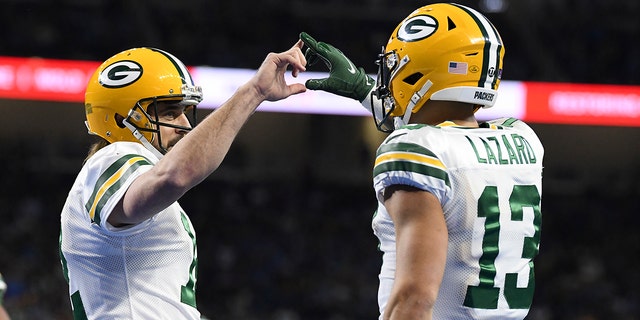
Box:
397 15 438 42
99 60 143 88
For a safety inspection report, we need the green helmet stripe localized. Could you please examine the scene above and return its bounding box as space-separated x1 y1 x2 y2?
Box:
451 4 503 90
149 47 194 85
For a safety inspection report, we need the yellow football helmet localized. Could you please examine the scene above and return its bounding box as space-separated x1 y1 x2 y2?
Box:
85 47 203 151
373 3 504 131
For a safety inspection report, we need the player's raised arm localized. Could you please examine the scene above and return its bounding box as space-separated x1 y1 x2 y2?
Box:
116 40 308 225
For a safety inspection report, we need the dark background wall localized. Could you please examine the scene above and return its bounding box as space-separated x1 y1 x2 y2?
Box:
0 0 639 319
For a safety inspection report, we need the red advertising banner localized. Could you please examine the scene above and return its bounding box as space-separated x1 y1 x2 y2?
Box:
0 56 99 102
524 81 640 127
1 56 640 127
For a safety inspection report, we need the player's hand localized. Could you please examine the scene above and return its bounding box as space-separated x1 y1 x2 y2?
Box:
251 40 307 102
300 32 375 102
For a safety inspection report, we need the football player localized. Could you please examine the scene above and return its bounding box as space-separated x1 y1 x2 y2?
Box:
301 3 544 319
59 43 306 319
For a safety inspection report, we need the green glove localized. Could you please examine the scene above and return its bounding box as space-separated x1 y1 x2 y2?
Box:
300 32 375 102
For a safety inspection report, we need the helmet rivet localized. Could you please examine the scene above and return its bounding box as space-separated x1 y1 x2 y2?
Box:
106 131 111 137
169 89 174 94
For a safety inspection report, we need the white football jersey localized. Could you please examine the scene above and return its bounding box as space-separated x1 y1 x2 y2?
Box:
60 142 200 319
372 118 543 320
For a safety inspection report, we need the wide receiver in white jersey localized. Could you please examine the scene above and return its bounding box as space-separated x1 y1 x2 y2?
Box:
300 3 544 319
59 43 308 319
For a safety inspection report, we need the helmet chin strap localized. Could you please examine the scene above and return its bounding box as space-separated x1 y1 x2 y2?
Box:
123 111 165 160
396 80 433 128
360 87 386 123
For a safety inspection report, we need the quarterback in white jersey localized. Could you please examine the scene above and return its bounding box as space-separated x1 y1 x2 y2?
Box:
301 3 544 319
59 42 308 319
373 118 543 319
60 142 199 319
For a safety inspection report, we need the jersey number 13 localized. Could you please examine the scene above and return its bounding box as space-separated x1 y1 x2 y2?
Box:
463 185 541 310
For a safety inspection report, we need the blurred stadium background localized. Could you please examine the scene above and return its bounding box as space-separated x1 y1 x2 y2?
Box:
0 0 638 319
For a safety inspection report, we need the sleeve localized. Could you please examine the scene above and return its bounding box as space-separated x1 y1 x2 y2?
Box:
82 145 154 229
372 130 452 204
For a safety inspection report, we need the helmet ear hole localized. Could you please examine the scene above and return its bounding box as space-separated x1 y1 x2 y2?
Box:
403 72 424 85
447 17 457 30
114 113 126 128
